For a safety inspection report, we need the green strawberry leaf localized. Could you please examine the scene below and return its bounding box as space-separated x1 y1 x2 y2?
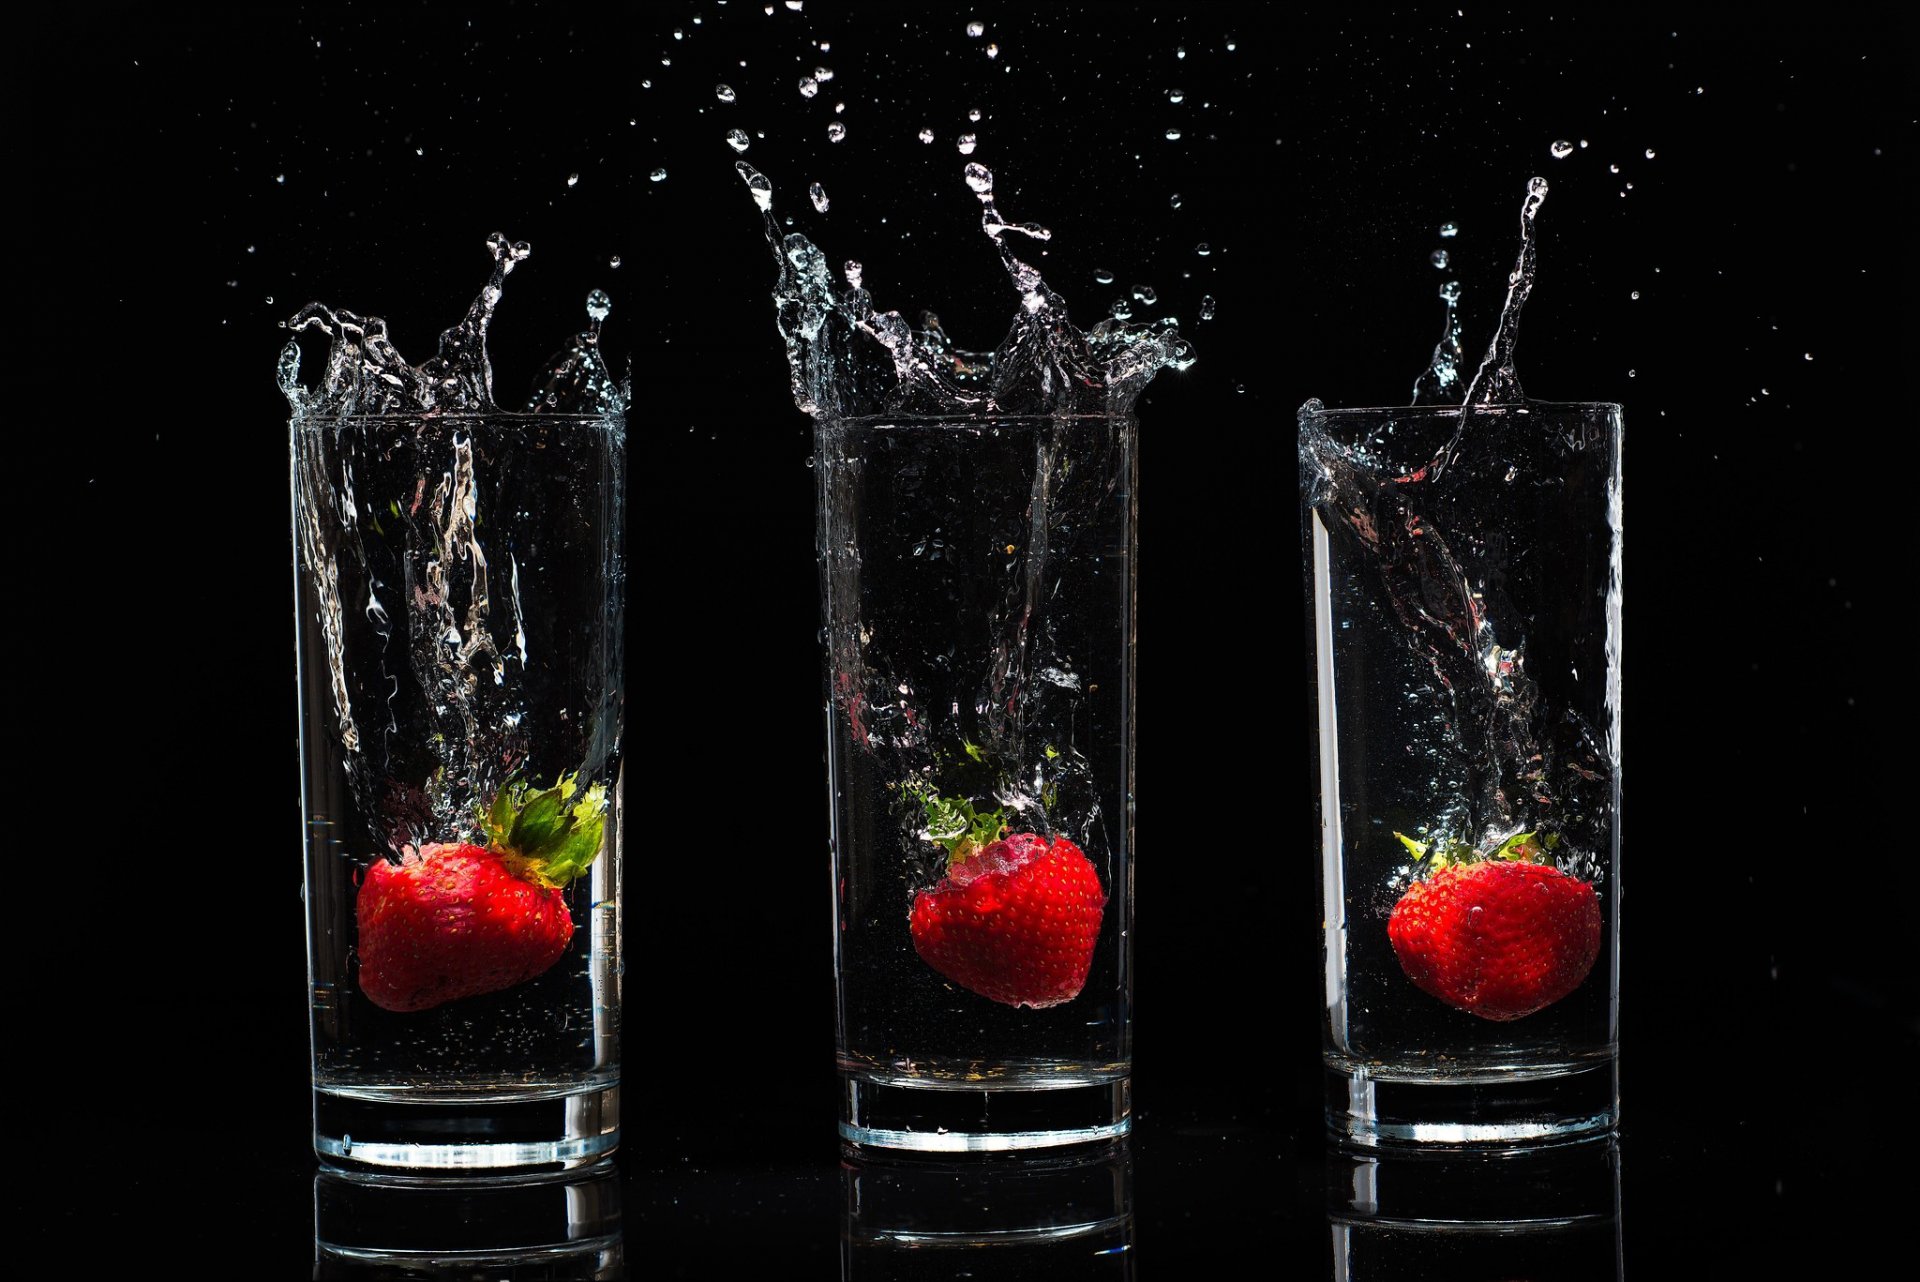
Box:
910 781 1007 869
1492 830 1544 862
1394 831 1430 861
481 773 610 888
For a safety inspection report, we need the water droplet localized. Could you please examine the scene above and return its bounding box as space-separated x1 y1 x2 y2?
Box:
786 0 803 9
844 260 863 288
968 107 982 122
963 163 995 196
650 167 668 182
826 121 847 143
1609 163 1620 174
1467 905 1484 928
1226 39 1237 51
1131 284 1157 304
1580 139 1590 149
266 295 274 304
610 255 623 269
716 83 737 103
1169 192 1183 209
1169 87 1186 104
341 1134 353 1155
1176 45 1186 59
1627 369 1637 378
1430 249 1450 269
1109 298 1133 320
1199 295 1216 320
918 127 935 144
815 66 835 82
1645 148 1657 160
986 42 999 58
275 173 285 184
1550 140 1575 159
1439 221 1459 238
957 133 977 155
1094 267 1115 285
799 76 818 98
1629 289 1639 300
586 289 612 323
1195 242 1211 256
967 20 985 37
566 172 580 188
810 181 830 212
1805 352 1814 361
726 129 751 153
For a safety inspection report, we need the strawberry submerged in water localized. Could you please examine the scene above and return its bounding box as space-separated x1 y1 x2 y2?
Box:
356 775 608 1013
906 790 1106 1009
1386 830 1602 1022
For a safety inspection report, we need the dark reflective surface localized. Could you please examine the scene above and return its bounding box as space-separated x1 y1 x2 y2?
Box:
314 1162 622 1280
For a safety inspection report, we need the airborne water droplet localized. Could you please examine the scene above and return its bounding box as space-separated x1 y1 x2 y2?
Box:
918 127 935 144
1169 87 1186 104
810 181 830 212
957 133 977 155
1094 268 1115 285
1164 128 1183 141
1131 284 1157 304
1629 289 1639 299
967 20 985 37
1645 148 1657 160
816 66 835 82
726 128 751 153
1550 140 1575 159
1199 295 1216 320
826 121 847 143
610 255 623 269
650 167 667 182
1195 242 1211 256
986 43 999 59
586 289 612 323
716 83 737 103
1169 192 1183 208
566 173 580 188
1439 221 1459 238
799 76 818 98
1430 249 1450 269
964 162 994 194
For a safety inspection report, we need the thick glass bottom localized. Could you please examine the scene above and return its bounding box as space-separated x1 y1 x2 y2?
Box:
314 1082 619 1174
839 1072 1131 1153
1326 1059 1616 1147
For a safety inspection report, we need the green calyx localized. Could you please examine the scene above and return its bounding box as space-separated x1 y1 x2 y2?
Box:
479 772 609 888
908 782 1007 870
1394 828 1560 872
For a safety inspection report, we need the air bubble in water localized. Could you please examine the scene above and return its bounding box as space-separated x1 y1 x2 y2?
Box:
1550 140 1575 159
799 76 818 98
967 20 984 36
1431 249 1450 269
1199 295 1216 320
919 127 935 144
957 133 977 154
727 129 751 153
650 167 667 182
716 84 737 103
827 121 847 142
1094 268 1115 285
1440 221 1459 237
810 182 830 212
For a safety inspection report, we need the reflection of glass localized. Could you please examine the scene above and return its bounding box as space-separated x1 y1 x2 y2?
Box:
295 409 626 1172
1327 1138 1621 1280
313 1162 623 1278
820 415 1136 1152
1302 401 1622 1145
842 1141 1134 1278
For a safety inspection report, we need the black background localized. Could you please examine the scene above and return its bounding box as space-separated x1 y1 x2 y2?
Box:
18 1 1913 1276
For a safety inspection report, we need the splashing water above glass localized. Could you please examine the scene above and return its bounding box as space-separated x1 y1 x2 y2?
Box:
736 161 1192 420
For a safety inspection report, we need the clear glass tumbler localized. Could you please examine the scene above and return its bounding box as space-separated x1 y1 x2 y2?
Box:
294 410 625 1172
818 414 1136 1152
1301 399 1621 1145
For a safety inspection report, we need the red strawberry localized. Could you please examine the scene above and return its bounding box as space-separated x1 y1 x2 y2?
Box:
1386 831 1601 1022
357 775 608 1013
906 791 1106 1009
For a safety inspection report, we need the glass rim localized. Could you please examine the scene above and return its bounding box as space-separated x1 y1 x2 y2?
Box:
1298 399 1623 420
289 409 622 425
818 412 1138 427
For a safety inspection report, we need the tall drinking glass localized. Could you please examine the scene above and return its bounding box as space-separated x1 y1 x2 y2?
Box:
1301 400 1621 1145
294 409 625 1172
819 414 1135 1152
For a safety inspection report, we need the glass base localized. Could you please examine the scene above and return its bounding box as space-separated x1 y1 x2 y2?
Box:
1326 1060 1616 1147
839 1073 1131 1153
314 1082 620 1174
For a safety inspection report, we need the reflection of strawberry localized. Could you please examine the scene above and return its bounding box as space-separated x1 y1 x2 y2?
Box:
906 791 1106 1009
357 775 608 1013
1386 831 1601 1022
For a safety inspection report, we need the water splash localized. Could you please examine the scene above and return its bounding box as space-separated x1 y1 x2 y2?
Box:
737 160 1192 420
1411 280 1465 405
1462 177 1548 407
